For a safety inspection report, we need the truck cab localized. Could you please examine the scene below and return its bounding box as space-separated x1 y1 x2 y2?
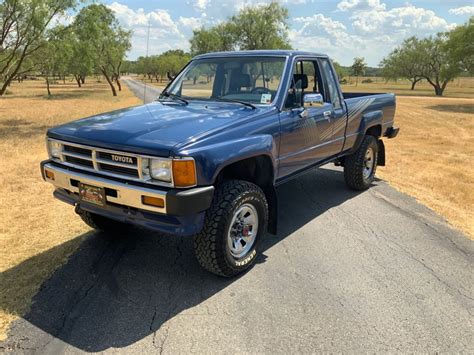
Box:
41 50 398 277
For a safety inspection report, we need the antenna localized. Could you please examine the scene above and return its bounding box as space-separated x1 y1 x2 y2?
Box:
144 22 151 104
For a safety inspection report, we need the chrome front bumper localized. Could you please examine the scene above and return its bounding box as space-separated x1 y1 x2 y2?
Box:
42 162 168 213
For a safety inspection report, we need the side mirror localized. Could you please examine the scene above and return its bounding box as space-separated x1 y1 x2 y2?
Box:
303 93 324 107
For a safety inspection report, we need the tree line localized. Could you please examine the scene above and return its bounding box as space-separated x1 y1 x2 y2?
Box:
1 1 472 98
1 0 130 96
380 17 473 96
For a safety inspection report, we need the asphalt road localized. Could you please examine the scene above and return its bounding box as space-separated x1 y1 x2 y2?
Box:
2 79 472 353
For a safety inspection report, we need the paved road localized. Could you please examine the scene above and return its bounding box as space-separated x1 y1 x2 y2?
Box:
2 79 472 353
123 77 163 104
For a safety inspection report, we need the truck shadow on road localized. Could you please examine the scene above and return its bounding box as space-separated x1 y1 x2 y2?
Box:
1 167 364 351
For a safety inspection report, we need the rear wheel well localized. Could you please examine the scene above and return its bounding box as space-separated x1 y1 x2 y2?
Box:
215 156 277 235
366 124 382 138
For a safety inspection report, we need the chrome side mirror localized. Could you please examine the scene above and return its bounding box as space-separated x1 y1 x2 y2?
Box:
303 93 324 107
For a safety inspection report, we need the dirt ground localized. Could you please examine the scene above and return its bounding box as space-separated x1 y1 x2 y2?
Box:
0 79 141 340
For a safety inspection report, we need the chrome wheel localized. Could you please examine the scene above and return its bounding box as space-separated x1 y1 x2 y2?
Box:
363 147 375 180
227 203 259 259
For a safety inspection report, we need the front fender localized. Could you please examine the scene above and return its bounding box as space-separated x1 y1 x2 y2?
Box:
180 135 278 186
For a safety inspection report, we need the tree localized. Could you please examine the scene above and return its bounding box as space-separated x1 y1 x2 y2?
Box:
332 60 348 80
68 29 94 87
417 34 462 96
229 2 291 50
33 26 73 96
189 2 291 55
73 4 131 96
190 24 235 56
351 57 367 86
380 37 424 90
0 0 77 95
445 16 473 75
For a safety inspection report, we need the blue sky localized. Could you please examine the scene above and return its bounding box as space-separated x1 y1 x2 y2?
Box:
100 0 474 66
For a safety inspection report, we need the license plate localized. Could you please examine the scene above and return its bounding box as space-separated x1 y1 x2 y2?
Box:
78 183 106 207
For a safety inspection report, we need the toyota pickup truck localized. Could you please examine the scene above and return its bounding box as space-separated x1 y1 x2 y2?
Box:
41 50 398 277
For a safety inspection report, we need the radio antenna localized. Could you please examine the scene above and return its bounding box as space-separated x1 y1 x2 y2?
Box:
144 22 151 104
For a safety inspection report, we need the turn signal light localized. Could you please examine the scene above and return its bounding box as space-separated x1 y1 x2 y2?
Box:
172 159 196 187
142 196 165 208
45 170 55 180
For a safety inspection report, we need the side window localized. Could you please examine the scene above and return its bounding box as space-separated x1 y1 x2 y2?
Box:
284 60 323 109
320 59 342 110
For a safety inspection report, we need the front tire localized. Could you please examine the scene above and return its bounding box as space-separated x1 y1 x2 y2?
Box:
194 180 268 277
77 209 130 234
344 135 378 190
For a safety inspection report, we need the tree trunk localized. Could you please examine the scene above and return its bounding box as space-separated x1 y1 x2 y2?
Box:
410 80 416 90
46 76 51 96
80 75 85 84
102 69 117 96
355 76 358 87
74 75 82 87
116 78 122 91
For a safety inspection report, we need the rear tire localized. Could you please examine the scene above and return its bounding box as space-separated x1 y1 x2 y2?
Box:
194 180 268 277
344 135 378 190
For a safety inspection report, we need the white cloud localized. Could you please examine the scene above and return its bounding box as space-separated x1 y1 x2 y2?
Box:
337 0 385 12
350 4 453 35
290 2 455 66
178 16 203 30
449 6 474 16
193 0 209 11
108 2 191 58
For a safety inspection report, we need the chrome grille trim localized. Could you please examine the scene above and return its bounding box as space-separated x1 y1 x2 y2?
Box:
47 139 176 187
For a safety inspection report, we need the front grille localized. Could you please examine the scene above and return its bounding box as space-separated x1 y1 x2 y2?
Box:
64 145 92 157
55 141 144 181
65 156 94 168
99 163 139 177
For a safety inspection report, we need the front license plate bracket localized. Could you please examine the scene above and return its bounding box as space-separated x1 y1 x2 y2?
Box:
78 183 106 207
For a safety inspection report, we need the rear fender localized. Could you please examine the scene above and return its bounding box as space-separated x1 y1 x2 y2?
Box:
349 110 383 154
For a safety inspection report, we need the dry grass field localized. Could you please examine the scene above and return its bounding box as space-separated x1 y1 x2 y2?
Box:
342 76 474 98
0 79 141 340
0 77 472 341
377 96 474 239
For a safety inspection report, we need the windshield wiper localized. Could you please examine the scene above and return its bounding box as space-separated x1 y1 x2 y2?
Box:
213 98 256 110
159 92 189 105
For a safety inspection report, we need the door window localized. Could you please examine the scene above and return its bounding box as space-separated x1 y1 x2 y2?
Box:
284 60 324 109
320 59 342 110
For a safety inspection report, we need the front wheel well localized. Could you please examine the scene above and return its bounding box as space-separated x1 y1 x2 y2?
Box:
215 156 277 235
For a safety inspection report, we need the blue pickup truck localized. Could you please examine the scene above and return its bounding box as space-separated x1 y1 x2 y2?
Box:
41 50 398 277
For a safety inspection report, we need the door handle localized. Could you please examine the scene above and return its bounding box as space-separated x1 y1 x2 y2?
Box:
323 111 332 120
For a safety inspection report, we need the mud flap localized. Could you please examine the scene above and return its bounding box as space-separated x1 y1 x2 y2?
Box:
377 140 385 166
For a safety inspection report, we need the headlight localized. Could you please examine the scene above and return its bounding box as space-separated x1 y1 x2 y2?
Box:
149 157 196 187
150 159 172 182
48 140 62 159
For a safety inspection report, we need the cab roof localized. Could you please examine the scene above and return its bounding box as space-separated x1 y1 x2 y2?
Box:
193 50 329 60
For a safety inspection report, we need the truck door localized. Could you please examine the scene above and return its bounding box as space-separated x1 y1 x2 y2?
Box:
277 59 334 178
318 58 347 155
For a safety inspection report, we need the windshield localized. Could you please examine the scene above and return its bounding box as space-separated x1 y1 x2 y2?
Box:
164 56 287 105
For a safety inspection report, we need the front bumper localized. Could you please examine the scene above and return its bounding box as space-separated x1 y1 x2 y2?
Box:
41 161 214 235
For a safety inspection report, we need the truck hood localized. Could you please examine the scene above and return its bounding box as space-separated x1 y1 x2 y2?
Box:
48 101 272 156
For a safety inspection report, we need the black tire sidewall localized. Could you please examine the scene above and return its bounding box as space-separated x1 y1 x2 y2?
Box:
221 189 267 273
362 137 378 186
